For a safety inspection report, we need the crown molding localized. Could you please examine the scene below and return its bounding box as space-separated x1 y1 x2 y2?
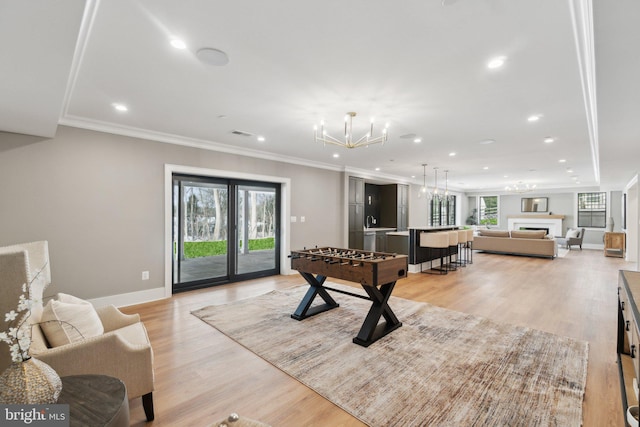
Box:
58 116 345 172
569 0 600 184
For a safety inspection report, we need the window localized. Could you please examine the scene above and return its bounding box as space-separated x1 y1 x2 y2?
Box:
578 192 606 228
430 196 456 226
478 195 498 226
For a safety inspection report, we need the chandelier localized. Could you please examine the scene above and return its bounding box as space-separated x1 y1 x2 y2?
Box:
505 182 537 193
314 112 389 149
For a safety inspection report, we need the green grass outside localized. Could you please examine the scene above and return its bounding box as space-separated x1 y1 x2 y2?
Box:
184 237 275 258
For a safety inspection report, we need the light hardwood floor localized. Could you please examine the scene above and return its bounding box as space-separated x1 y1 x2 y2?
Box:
123 249 634 426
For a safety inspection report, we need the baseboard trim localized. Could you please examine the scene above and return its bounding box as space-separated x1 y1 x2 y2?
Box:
87 287 167 308
582 243 604 250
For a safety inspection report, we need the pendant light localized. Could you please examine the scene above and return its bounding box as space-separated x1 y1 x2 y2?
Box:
421 164 428 194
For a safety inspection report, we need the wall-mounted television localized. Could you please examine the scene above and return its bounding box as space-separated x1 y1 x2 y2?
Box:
521 197 548 212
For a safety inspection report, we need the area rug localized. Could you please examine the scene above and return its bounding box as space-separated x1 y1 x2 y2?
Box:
192 284 588 426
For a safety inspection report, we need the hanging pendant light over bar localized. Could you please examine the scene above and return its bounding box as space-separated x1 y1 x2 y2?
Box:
444 170 454 202
419 163 431 198
314 112 389 149
432 167 440 199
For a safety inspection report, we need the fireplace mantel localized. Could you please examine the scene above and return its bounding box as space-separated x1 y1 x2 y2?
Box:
507 215 565 236
507 214 565 220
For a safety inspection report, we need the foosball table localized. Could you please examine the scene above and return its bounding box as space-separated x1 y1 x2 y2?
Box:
289 247 408 347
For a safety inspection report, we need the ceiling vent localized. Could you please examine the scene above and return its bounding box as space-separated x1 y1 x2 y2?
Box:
231 130 254 137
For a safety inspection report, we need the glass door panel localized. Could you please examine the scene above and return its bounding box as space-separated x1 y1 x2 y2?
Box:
173 177 228 290
236 184 277 275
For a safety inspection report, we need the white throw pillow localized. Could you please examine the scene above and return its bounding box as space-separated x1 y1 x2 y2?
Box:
56 292 90 305
40 295 104 347
566 229 580 239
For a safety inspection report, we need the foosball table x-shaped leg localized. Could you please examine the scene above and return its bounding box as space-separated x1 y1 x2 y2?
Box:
290 272 340 320
353 281 402 347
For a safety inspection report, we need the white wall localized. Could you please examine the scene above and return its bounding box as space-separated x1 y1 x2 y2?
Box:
0 126 344 302
626 176 638 264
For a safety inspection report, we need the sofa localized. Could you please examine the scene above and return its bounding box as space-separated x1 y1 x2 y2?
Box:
473 229 557 259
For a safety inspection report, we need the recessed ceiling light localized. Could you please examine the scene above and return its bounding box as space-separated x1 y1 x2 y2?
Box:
196 47 229 66
566 168 573 173
375 167 381 171
411 175 416 178
449 152 456 157
504 175 509 178
559 159 567 163
483 166 489 170
413 138 422 143
479 139 495 145
170 39 187 49
333 153 339 158
112 103 128 112
543 137 554 143
257 136 265 142
527 115 542 122
487 56 506 69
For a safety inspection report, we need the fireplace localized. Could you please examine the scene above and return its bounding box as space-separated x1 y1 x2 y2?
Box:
519 226 550 235
507 215 565 237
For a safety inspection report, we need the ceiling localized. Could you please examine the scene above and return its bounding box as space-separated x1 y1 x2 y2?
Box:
2 0 639 193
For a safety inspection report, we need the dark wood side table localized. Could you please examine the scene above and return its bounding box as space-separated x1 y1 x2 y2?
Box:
57 375 129 427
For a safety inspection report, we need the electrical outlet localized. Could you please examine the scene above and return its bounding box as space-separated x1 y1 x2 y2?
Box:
142 271 149 280
300 216 305 222
291 216 297 222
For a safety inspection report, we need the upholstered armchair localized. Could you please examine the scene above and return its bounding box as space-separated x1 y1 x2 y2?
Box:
567 228 585 250
0 241 155 421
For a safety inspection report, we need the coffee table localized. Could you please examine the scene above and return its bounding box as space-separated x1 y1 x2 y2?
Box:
57 375 129 427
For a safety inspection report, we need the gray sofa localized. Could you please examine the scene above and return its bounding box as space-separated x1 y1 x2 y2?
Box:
473 229 557 259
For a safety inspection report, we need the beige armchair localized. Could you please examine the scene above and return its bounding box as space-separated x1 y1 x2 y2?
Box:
0 241 155 421
567 228 585 250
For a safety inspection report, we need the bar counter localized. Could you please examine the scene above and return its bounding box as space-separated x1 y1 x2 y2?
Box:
386 226 460 266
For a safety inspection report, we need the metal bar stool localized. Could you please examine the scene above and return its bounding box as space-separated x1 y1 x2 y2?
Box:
454 229 468 267
465 229 474 264
444 230 459 271
419 232 450 274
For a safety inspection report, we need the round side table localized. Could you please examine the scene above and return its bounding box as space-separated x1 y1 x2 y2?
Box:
57 375 129 427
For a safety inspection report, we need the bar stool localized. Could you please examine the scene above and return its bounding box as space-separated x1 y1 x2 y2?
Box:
419 232 450 274
466 229 474 264
454 229 468 267
445 230 459 271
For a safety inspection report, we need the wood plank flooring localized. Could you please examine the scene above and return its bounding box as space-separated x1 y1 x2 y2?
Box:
122 249 633 426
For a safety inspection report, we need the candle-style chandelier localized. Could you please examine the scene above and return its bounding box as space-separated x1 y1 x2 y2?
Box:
314 112 389 149
505 182 536 193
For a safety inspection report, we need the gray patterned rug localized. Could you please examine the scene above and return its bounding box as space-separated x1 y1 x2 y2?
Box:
193 283 588 426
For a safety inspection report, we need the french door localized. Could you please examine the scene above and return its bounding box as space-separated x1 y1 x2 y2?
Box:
172 174 280 292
